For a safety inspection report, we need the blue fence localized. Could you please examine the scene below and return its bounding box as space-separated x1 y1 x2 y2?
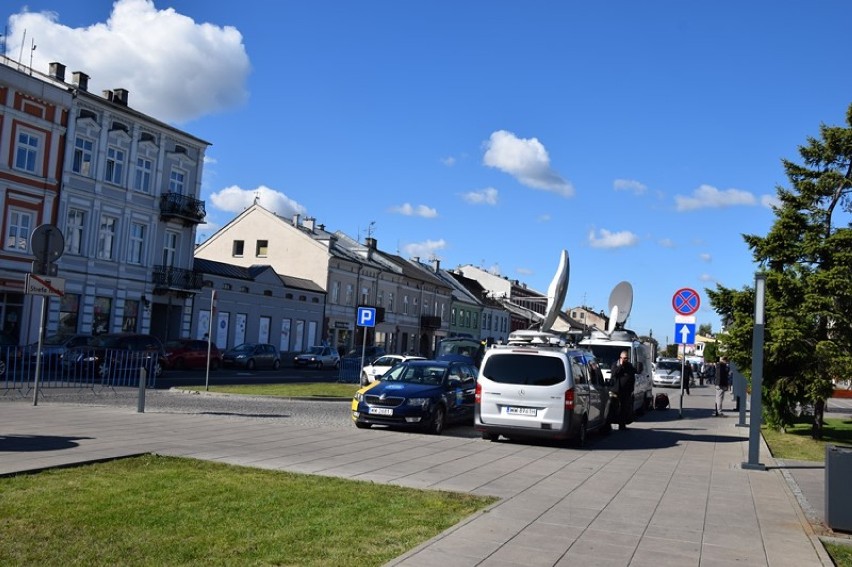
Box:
337 358 362 384
0 345 159 392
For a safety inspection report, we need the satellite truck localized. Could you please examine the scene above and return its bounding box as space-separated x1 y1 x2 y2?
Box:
579 282 654 415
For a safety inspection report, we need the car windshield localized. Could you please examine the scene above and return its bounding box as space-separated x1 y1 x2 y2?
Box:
305 346 324 355
657 360 681 371
42 334 72 346
230 344 254 353
164 341 187 349
383 364 448 386
91 336 123 348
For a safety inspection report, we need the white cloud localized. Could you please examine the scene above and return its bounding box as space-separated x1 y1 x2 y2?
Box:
614 178 647 195
210 185 307 218
403 239 446 259
389 203 438 218
461 187 498 206
483 130 573 197
700 253 712 262
537 213 551 222
699 273 716 283
7 0 250 124
203 155 217 165
516 267 533 275
441 156 456 166
675 184 757 211
658 238 675 248
761 194 780 209
588 228 639 249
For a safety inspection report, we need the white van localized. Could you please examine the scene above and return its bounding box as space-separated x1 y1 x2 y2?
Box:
474 330 614 447
579 329 653 414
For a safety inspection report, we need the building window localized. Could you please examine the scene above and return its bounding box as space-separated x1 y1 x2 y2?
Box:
97 215 118 260
58 293 80 335
93 296 112 335
65 209 86 255
134 157 152 193
451 308 456 325
263 290 272 297
377 289 384 307
72 137 94 176
473 313 478 328
256 240 268 257
169 169 185 194
240 286 250 293
232 240 244 257
162 231 178 266
345 284 354 306
105 146 125 185
285 293 293 300
403 295 409 315
5 209 33 252
14 131 40 173
127 222 147 264
223 283 232 290
122 299 139 333
311 297 319 303
361 286 369 304
387 292 394 313
331 282 340 304
299 295 306 301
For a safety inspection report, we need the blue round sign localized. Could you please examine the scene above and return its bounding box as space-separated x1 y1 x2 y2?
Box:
672 288 700 315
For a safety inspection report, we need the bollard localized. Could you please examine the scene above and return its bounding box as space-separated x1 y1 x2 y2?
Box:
137 367 147 413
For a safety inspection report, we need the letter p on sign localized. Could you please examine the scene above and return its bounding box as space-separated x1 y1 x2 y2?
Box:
357 307 376 327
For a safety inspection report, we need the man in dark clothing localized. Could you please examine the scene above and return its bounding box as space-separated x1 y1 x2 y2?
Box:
682 360 693 395
610 350 637 430
715 356 730 416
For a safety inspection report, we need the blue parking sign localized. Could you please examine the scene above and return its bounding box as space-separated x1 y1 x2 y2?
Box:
357 307 376 327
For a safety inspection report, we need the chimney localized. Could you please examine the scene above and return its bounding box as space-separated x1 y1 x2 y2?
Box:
48 62 66 82
412 256 420 263
304 217 316 232
71 71 89 91
365 237 377 250
102 89 114 101
317 224 325 231
432 258 441 273
112 88 129 106
292 214 301 227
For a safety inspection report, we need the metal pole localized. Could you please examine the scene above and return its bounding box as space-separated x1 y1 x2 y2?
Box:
360 325 367 379
137 367 147 413
32 295 48 406
205 289 215 392
743 273 766 471
678 357 684 419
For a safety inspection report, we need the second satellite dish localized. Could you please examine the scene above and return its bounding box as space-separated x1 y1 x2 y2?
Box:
606 281 634 333
540 249 569 333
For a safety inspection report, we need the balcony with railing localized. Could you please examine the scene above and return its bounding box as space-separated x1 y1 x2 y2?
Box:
152 265 203 292
159 192 206 225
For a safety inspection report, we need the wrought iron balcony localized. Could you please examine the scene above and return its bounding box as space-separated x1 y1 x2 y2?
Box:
159 192 206 225
152 265 203 292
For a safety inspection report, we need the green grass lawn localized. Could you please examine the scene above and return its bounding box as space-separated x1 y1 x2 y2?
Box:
761 417 852 462
0 454 497 566
178 382 362 398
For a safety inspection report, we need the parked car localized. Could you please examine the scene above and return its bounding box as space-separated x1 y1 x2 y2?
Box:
25 334 94 369
163 339 222 370
222 343 281 370
351 359 478 434
360 354 426 385
0 331 20 377
63 333 166 380
653 358 684 388
293 345 340 369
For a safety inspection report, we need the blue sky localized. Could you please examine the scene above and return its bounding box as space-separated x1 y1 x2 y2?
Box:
6 0 852 346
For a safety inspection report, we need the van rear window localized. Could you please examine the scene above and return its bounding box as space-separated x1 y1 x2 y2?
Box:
481 353 565 386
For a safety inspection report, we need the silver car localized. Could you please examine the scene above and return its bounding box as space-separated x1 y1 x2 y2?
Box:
653 358 683 388
293 346 340 369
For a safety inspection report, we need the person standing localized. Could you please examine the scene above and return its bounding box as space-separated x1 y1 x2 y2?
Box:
715 356 730 416
682 360 692 395
611 350 637 430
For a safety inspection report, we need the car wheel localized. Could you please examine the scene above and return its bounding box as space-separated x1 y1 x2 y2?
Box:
273 359 281 370
154 363 163 379
334 360 340 370
355 422 372 429
428 406 446 435
247 359 256 370
573 418 587 448
0 360 5 377
482 432 499 442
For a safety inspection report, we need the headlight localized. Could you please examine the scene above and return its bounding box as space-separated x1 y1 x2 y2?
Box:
354 392 364 402
235 354 247 359
407 397 430 408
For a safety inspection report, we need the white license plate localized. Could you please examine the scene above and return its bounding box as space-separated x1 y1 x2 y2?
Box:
506 406 537 416
369 407 393 416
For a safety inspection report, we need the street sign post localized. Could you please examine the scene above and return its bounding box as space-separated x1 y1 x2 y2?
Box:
25 274 65 297
672 288 700 316
674 323 696 345
355 307 377 378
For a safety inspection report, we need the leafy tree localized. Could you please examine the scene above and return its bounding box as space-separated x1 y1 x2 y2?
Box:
706 103 852 439
698 323 713 337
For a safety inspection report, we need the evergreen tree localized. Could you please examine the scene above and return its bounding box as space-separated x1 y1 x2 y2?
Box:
707 103 852 438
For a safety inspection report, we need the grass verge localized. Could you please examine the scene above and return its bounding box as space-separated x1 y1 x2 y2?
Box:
761 417 852 462
824 541 852 567
177 382 362 398
0 454 497 566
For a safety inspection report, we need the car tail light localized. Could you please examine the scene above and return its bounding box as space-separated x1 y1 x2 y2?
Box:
475 382 481 404
564 388 575 411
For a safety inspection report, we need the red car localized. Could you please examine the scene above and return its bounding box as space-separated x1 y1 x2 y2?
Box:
163 339 222 370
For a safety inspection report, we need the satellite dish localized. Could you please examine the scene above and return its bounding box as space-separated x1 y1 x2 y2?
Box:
606 281 633 332
541 249 569 332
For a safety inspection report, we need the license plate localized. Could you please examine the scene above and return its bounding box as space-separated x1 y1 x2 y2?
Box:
369 407 393 416
506 406 537 416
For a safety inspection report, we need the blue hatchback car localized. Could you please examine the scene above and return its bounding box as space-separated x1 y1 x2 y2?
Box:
351 359 478 434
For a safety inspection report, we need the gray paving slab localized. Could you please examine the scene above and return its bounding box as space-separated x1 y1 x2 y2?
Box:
0 386 845 566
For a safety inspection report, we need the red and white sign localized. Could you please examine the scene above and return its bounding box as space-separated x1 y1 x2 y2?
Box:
26 273 65 297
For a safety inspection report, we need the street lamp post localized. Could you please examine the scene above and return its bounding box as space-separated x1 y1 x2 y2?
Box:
743 273 767 471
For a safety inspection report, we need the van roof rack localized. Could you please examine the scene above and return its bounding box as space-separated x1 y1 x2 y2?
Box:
506 330 567 347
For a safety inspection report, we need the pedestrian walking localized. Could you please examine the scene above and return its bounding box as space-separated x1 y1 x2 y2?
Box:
611 350 637 430
682 360 692 395
715 356 730 416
